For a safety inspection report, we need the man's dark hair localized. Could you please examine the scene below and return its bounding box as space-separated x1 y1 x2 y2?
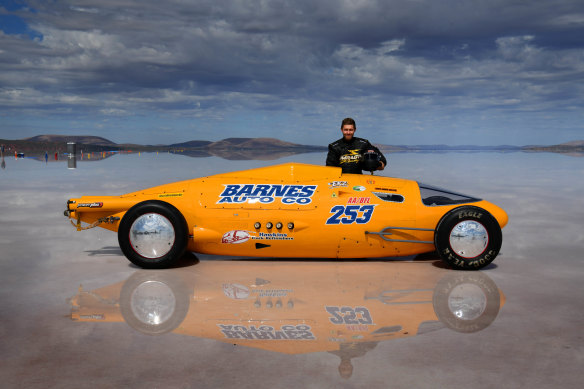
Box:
341 117 356 129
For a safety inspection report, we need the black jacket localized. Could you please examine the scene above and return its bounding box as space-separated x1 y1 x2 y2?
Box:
326 137 387 174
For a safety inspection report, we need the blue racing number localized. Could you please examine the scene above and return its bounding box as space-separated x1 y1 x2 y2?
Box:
326 204 376 225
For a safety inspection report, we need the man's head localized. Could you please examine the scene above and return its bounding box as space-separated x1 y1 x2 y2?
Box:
338 358 354 379
341 117 356 141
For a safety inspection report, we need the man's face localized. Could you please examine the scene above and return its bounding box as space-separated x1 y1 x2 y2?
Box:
341 124 355 141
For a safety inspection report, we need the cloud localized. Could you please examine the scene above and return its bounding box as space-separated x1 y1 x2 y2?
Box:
1 0 583 145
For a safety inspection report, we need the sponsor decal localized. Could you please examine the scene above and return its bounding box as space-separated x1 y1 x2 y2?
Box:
325 306 375 325
77 202 103 208
339 150 361 164
326 204 376 225
158 192 183 198
79 314 105 320
251 288 293 297
353 186 366 192
328 337 346 342
222 230 250 244
218 324 316 340
222 283 250 299
347 197 370 204
374 187 397 192
217 184 317 205
328 180 348 189
346 325 370 332
134 230 161 236
252 232 294 241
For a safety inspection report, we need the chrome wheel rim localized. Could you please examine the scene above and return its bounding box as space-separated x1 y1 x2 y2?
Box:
448 283 487 321
449 220 488 258
129 213 175 259
130 281 176 326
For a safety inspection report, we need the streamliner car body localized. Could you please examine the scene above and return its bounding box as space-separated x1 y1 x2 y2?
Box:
64 163 508 269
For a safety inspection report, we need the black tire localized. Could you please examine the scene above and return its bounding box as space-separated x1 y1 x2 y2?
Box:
433 271 501 333
434 206 502 270
120 270 190 335
118 200 188 269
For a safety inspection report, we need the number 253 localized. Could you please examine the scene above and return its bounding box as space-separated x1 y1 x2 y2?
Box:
326 205 376 225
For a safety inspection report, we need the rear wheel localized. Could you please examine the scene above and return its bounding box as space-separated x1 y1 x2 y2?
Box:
434 206 502 270
433 271 501 332
118 201 187 269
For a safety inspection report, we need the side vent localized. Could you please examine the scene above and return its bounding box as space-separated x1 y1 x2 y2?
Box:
372 192 405 203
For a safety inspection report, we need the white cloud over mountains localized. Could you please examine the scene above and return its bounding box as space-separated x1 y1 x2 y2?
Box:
1 0 583 145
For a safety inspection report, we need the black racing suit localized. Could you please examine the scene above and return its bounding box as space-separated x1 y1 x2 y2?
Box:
326 137 387 174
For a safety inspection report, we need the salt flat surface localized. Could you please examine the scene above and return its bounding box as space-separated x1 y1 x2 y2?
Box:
1 151 582 388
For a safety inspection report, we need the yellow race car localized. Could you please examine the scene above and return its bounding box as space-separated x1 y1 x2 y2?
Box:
64 163 508 269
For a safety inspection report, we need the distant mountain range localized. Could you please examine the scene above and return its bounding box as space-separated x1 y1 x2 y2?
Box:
0 135 327 160
1 135 583 157
25 135 118 147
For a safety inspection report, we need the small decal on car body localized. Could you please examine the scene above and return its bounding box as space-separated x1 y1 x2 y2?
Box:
158 193 183 198
222 230 250 244
217 324 316 340
347 197 370 204
252 232 294 241
77 202 103 208
328 181 348 189
222 283 250 299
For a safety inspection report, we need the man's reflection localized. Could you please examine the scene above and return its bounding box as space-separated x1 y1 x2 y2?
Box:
329 342 378 379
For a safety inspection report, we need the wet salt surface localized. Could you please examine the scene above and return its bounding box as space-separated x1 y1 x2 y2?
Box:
1 151 583 388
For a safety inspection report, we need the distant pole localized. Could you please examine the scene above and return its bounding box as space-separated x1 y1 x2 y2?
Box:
67 142 77 155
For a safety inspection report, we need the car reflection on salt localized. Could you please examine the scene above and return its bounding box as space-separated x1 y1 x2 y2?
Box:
65 163 508 270
70 259 505 379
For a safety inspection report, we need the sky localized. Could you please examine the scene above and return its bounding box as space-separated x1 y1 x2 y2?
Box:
1 0 583 146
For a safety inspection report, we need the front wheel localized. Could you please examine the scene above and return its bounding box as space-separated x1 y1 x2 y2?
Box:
118 200 187 269
434 206 502 270
120 271 190 335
